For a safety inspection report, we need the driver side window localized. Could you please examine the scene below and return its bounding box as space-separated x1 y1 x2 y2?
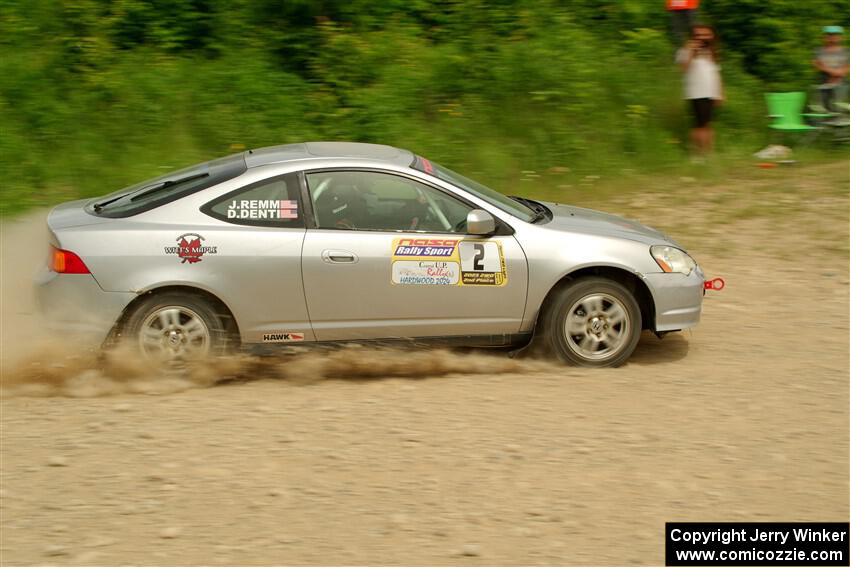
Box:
305 170 472 233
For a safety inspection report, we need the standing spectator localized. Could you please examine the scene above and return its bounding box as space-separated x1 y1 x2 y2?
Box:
813 26 849 113
676 24 724 159
667 0 700 45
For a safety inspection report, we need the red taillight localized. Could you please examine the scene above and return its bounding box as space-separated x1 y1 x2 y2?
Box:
50 246 90 274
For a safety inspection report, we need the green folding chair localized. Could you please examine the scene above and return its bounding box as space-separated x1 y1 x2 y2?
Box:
765 92 822 147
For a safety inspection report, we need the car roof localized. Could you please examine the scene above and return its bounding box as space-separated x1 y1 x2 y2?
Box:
244 142 414 169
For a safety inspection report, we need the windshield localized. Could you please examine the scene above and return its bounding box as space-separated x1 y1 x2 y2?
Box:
88 152 247 218
411 156 536 222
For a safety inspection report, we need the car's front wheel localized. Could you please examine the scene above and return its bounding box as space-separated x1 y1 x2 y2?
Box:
123 293 229 361
545 277 642 368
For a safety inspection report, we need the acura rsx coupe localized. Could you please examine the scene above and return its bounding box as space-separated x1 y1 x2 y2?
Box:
37 142 705 367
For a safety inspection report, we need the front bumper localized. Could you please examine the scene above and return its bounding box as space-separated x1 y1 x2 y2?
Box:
643 267 705 332
34 267 136 346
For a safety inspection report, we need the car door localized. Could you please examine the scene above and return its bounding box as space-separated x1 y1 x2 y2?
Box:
198 172 312 344
300 169 528 341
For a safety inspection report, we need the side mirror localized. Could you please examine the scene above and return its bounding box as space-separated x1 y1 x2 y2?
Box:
466 209 496 235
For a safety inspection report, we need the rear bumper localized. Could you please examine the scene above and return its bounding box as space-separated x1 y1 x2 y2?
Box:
34 268 136 345
643 267 704 332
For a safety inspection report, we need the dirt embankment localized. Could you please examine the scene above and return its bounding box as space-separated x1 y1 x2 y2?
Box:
1 165 847 566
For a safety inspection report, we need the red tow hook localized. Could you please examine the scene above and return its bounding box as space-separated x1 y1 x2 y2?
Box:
704 277 725 291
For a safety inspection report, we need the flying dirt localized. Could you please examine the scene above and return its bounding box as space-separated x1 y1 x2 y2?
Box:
1 164 848 566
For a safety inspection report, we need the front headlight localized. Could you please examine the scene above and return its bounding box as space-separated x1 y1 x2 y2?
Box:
650 245 697 275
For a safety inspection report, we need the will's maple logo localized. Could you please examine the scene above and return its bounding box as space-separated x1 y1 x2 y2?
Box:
164 233 218 264
177 234 203 264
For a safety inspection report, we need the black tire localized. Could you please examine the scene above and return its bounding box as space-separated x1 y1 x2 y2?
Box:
122 292 231 361
544 277 642 368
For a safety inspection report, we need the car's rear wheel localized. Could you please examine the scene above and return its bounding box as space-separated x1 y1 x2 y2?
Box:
545 277 642 368
123 293 229 361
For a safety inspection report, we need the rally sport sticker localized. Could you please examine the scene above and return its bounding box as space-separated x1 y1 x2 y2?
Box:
164 233 218 264
390 237 506 286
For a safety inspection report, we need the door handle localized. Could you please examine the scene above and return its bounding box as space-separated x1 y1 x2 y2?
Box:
322 249 358 264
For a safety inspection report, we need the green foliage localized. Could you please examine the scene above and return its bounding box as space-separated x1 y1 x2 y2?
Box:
0 0 843 215
704 0 850 90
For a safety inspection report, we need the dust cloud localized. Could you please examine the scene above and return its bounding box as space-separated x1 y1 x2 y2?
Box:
1 345 547 398
1 210 48 364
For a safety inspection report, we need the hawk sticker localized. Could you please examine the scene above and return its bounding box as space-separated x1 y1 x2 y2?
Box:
164 233 218 264
262 332 305 343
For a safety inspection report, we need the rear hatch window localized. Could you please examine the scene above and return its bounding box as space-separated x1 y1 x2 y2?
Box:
86 152 247 218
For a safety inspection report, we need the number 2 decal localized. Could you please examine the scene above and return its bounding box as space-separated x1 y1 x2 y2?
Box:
472 243 485 271
458 240 507 286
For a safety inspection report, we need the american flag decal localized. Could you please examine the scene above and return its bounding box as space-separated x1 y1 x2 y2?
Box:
279 200 298 219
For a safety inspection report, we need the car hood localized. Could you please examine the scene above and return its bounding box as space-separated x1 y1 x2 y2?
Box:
540 201 680 247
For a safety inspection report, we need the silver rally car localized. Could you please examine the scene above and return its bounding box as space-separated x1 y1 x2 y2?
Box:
37 142 705 367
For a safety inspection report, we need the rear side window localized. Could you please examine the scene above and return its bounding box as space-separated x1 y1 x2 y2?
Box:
88 152 247 218
202 173 304 228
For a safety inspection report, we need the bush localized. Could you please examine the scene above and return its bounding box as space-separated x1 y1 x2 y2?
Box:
0 0 842 214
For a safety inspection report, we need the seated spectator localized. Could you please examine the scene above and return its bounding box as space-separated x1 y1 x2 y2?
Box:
813 26 849 112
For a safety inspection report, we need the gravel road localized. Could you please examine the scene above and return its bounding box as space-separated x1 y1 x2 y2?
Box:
1 166 847 566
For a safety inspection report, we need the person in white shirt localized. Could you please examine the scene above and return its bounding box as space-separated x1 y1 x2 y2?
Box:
676 24 724 158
